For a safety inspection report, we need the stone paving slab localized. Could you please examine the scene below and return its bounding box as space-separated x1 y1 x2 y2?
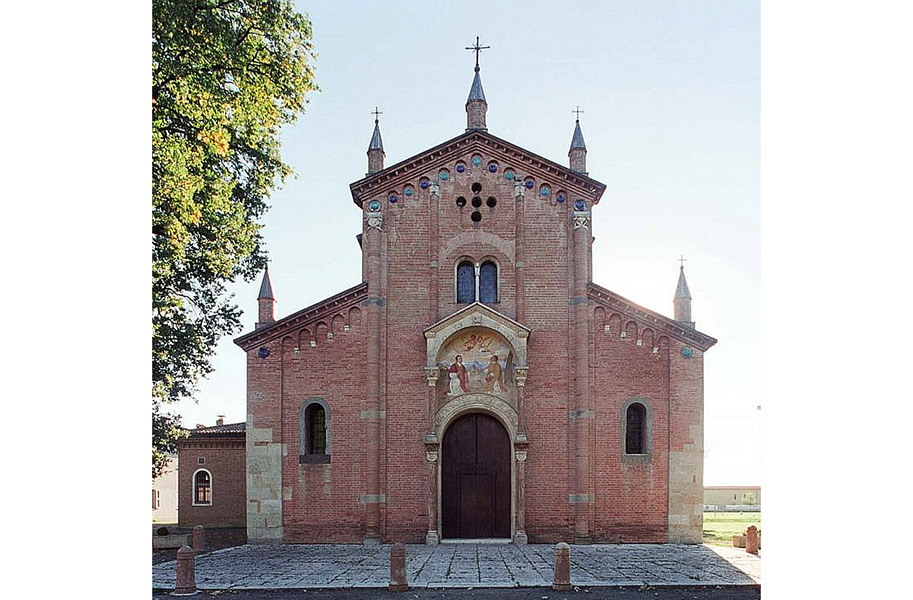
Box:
152 543 760 590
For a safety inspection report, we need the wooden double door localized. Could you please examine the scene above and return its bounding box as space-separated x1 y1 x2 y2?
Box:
441 413 511 539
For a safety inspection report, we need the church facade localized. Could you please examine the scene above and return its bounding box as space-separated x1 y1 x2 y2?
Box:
235 59 716 546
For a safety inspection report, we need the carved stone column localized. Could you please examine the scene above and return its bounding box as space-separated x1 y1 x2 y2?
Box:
424 433 440 545
513 433 529 544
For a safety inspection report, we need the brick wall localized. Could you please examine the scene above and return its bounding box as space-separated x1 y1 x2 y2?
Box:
178 436 246 529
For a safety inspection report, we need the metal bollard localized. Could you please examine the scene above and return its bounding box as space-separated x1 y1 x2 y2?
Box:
174 545 197 595
192 525 205 553
746 525 759 555
553 542 571 591
389 542 408 592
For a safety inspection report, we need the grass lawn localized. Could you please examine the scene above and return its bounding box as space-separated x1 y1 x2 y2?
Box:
703 511 761 546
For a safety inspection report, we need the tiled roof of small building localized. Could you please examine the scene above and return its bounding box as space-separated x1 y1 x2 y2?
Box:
188 422 246 437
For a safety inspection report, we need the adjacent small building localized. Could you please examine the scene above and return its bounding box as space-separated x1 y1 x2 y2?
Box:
152 454 178 524
176 419 247 529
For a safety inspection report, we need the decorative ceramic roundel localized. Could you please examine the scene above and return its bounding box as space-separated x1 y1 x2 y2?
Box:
681 347 694 358
404 185 414 197
525 179 534 189
420 180 429 189
488 163 498 173
504 169 515 180
439 170 450 181
540 185 550 196
456 164 466 173
388 193 398 203
368 200 381 211
471 155 483 166
574 199 586 211
556 193 566 203
258 347 270 359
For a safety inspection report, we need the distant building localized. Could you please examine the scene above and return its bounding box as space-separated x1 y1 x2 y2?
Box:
152 454 178 524
703 486 761 511
176 418 246 529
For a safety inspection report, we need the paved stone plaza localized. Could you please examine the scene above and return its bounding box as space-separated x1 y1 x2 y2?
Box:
152 543 760 590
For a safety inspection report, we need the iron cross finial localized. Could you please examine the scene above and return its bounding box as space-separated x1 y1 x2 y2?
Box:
371 106 383 123
465 35 490 72
678 255 687 268
573 106 584 120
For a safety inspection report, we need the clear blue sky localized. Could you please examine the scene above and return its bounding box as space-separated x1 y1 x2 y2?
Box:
173 0 761 486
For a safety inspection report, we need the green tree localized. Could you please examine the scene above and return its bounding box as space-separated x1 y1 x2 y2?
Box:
152 0 317 477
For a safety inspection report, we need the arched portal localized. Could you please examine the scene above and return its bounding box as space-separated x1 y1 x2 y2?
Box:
441 412 511 539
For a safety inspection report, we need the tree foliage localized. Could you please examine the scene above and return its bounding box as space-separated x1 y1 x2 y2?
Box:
152 0 317 477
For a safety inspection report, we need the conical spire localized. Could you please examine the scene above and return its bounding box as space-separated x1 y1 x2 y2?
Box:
570 119 586 150
368 119 383 152
673 263 694 327
256 265 275 328
568 109 588 173
258 265 274 300
674 266 692 300
467 69 487 103
465 36 489 131
367 108 385 174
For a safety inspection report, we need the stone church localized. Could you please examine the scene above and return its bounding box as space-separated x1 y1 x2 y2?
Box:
235 54 716 546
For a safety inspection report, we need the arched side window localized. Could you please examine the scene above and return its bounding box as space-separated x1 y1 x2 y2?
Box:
299 398 331 463
456 260 476 303
479 260 498 303
192 469 212 506
621 399 652 463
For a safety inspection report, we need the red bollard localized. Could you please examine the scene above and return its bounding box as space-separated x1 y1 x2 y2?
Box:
746 526 759 555
174 545 197 595
389 542 408 592
553 542 571 591
193 525 205 553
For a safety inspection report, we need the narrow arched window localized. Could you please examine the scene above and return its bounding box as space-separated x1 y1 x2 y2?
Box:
307 404 326 454
625 403 647 454
193 469 212 506
456 260 476 303
479 261 498 303
299 399 331 463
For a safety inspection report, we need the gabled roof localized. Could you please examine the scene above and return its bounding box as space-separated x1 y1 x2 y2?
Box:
588 282 716 352
234 282 368 350
350 129 606 207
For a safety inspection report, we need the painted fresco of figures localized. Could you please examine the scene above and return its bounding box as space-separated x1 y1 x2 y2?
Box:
484 355 505 392
438 327 515 401
448 354 470 396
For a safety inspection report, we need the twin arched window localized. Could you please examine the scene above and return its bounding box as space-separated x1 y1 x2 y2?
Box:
456 259 498 303
300 399 331 463
192 469 212 505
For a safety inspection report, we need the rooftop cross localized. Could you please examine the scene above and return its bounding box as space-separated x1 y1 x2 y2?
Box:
573 106 584 121
371 106 383 123
465 35 490 72
678 255 687 268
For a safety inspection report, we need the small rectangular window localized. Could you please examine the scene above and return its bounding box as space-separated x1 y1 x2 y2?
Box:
152 489 160 509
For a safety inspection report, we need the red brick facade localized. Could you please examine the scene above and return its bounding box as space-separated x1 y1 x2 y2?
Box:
235 79 715 545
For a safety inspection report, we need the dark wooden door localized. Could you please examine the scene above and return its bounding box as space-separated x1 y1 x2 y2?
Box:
441 413 510 538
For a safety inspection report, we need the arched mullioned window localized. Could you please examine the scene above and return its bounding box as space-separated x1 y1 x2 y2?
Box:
456 260 476 303
479 260 498 303
299 398 331 463
193 469 212 506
